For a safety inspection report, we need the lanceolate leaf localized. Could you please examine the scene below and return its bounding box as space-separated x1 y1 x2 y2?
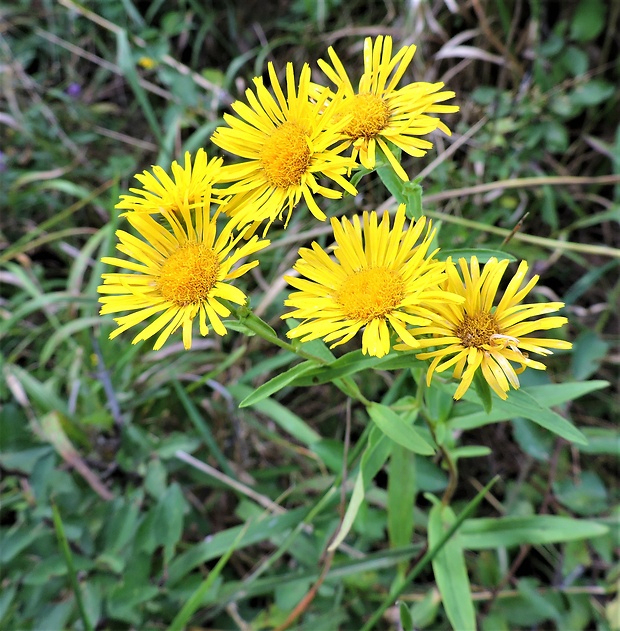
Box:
388 445 416 576
368 403 435 455
429 503 476 631
454 381 608 431
459 515 609 549
239 361 317 407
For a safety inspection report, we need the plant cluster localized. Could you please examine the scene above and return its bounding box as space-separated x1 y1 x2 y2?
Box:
1 1 618 630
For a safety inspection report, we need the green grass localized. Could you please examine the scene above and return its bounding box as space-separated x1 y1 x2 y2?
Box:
1 1 619 629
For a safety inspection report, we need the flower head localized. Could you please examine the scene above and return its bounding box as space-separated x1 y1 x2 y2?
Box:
317 35 459 180
282 205 463 358
116 148 223 214
98 200 268 350
211 62 357 233
398 257 572 400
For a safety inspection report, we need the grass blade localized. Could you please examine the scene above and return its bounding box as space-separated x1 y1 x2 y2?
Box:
51 498 93 631
167 523 249 631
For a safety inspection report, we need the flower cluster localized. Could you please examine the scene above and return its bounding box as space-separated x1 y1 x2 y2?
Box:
99 36 571 399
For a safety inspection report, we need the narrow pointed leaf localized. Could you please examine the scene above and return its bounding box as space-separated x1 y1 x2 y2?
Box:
239 361 317 407
368 403 435 455
429 503 476 631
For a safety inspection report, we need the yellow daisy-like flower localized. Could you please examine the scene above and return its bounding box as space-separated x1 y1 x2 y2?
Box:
115 148 223 214
317 35 459 180
399 257 572 400
282 205 463 358
98 202 268 350
211 62 357 232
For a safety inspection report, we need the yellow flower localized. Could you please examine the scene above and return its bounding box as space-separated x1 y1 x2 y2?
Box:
317 35 459 180
98 201 268 350
138 56 157 70
282 205 463 358
211 62 357 233
400 257 572 400
115 148 223 214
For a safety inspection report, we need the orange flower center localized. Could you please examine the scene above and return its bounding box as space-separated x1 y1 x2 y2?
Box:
341 93 391 139
336 267 404 321
157 243 220 306
455 312 500 349
260 121 312 188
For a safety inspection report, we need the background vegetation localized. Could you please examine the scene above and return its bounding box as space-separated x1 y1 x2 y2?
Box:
1 0 618 629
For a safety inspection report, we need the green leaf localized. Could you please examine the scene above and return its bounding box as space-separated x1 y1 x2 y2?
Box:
103 495 141 556
410 590 441 628
311 439 345 473
375 146 405 196
167 524 248 631
5 365 71 419
570 79 615 107
239 361 317 407
570 330 609 380
388 445 416 576
516 579 562 625
0 524 46 564
424 378 454 424
512 417 554 461
368 403 435 455
454 382 606 444
328 427 392 551
155 483 187 565
501 389 587 444
553 471 608 516
559 45 589 77
563 259 619 305
40 317 105 364
173 380 234 477
229 384 321 446
360 477 499 631
0 446 54 475
217 544 424 603
291 350 428 387
0 584 17 625
429 503 476 631
459 515 608 549
578 427 620 455
570 0 606 42
473 369 493 413
399 601 414 631
167 506 311 585
291 350 384 386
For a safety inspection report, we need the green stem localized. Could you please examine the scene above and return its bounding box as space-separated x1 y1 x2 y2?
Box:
415 379 458 505
230 305 371 405
420 405 459 506
167 523 249 631
360 476 500 631
51 498 93 631
423 209 620 259
229 305 329 364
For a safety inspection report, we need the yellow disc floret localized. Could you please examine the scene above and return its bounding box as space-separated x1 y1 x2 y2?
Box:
260 121 312 188
337 267 405 322
341 93 391 140
455 312 500 349
157 243 220 306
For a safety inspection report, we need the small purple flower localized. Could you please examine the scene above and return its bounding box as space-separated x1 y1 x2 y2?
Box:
67 83 81 98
